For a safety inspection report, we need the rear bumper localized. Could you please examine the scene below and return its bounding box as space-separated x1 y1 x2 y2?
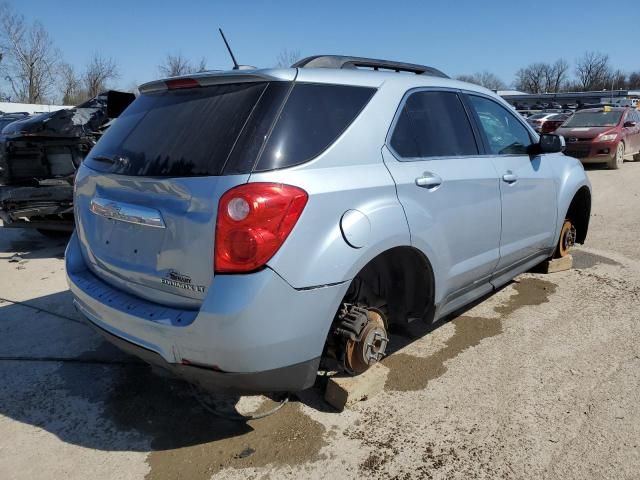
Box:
66 232 349 392
88 320 319 393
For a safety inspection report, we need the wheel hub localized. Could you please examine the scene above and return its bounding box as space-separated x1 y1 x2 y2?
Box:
335 304 389 374
563 224 576 251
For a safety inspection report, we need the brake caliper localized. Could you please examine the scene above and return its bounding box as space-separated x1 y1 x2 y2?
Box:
335 303 389 374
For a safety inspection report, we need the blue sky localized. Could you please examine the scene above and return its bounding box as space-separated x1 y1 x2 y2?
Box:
15 0 640 89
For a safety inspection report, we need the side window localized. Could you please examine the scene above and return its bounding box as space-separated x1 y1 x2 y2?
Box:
389 91 478 159
254 84 376 171
469 95 533 155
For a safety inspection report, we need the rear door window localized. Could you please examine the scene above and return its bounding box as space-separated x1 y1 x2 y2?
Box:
389 90 479 159
254 84 376 171
468 95 534 155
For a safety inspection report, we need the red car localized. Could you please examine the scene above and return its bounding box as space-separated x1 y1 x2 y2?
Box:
527 113 570 133
556 107 640 169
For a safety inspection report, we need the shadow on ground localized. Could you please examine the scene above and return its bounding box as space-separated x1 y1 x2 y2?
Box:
0 227 69 260
0 248 617 477
0 291 329 479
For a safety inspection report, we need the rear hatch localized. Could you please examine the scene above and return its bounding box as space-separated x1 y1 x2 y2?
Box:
74 78 293 308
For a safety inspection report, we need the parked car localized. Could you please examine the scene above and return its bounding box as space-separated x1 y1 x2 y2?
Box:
0 91 134 236
556 107 640 169
527 112 569 133
540 113 571 134
66 55 592 393
517 109 536 118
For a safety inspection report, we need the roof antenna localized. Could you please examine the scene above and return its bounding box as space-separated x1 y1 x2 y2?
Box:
218 28 239 70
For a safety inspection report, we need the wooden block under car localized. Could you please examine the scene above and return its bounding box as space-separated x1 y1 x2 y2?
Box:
324 362 390 411
539 254 573 274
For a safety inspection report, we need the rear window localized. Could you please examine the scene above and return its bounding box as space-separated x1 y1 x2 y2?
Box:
86 81 375 177
86 82 269 176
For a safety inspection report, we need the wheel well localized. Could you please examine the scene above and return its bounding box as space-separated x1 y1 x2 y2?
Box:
342 246 435 327
565 186 591 244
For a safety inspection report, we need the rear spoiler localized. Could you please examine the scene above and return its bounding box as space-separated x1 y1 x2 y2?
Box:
138 69 297 94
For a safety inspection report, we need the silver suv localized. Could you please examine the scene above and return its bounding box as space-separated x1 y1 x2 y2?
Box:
66 56 591 393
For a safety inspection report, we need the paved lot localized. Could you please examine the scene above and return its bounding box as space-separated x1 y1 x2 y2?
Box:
1 163 640 480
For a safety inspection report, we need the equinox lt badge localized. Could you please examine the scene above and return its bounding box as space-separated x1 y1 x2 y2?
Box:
161 271 206 293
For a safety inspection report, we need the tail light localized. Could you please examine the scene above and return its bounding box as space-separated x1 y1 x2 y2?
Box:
214 183 308 273
165 78 200 90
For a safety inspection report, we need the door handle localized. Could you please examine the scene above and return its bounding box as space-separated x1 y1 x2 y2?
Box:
502 172 518 184
415 172 442 189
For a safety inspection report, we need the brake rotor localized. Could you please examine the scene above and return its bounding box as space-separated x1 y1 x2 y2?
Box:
557 220 576 258
344 309 389 374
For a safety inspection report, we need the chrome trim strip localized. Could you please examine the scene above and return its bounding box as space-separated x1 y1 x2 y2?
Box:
90 197 165 229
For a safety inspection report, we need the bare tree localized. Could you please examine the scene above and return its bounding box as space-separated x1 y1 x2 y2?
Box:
546 59 570 93
157 53 207 77
575 52 612 91
514 63 547 93
196 57 207 73
629 72 640 90
158 52 194 77
514 59 569 93
275 49 300 68
0 5 59 103
83 53 118 97
456 71 506 90
609 69 627 90
57 61 82 104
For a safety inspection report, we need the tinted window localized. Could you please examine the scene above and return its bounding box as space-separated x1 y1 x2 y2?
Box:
389 91 478 159
469 95 533 155
87 82 270 176
254 84 375 171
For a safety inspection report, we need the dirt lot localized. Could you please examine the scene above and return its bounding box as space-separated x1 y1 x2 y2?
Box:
1 163 639 480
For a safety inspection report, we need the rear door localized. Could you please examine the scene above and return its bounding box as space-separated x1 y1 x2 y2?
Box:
382 89 502 305
465 94 557 273
74 81 290 308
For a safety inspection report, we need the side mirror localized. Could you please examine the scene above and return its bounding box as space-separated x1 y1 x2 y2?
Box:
539 133 565 153
623 121 637 128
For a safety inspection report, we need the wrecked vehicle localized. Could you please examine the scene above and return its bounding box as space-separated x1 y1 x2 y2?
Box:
0 91 135 236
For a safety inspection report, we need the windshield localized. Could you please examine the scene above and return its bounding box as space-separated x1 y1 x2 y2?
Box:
528 113 549 120
562 111 623 128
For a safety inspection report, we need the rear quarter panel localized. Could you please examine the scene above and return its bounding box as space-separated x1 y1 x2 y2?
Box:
549 153 592 242
248 81 411 289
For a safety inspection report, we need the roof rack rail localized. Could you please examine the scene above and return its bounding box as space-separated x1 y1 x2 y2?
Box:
291 55 449 79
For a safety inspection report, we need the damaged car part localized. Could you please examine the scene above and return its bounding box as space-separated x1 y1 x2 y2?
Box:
333 303 389 374
0 91 135 234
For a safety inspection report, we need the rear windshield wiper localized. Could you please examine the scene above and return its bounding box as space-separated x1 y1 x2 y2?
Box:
91 155 117 165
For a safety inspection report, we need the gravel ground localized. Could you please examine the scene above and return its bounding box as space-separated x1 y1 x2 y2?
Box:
0 162 639 480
